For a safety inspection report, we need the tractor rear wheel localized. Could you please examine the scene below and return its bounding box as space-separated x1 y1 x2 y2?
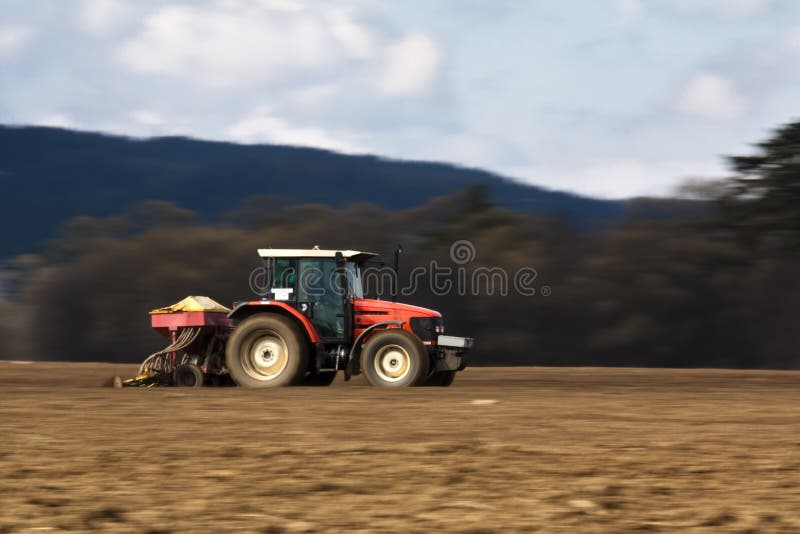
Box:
226 314 309 388
361 329 429 387
303 371 337 386
424 370 456 387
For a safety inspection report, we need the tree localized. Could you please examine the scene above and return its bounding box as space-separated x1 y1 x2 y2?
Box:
724 120 800 251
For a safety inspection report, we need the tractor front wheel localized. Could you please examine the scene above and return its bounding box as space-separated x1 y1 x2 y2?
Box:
361 329 429 387
226 314 309 388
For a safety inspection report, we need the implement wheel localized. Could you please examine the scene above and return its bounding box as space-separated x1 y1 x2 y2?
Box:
174 364 204 387
361 329 429 387
226 314 309 388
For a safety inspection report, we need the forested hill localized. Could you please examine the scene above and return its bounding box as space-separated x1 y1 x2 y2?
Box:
0 125 626 257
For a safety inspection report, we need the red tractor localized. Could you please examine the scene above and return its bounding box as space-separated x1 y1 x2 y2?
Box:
127 248 473 388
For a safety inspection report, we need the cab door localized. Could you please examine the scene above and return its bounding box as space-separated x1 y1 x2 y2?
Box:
297 258 346 342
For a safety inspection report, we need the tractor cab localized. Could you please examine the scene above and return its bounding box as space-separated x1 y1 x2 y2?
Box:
256 248 372 343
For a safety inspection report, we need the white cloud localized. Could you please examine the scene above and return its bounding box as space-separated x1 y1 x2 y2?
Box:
117 2 439 96
674 0 770 16
0 26 31 61
718 0 770 15
785 25 800 54
227 107 361 153
511 159 725 199
253 0 305 12
614 0 644 26
288 83 340 107
79 0 134 36
119 5 330 86
324 7 374 60
117 2 380 88
130 109 164 126
677 74 745 120
33 114 75 129
378 33 442 97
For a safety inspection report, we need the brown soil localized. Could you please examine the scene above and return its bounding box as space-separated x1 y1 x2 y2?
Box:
0 362 798 532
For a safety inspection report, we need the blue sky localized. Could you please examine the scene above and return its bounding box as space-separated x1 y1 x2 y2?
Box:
1 0 799 198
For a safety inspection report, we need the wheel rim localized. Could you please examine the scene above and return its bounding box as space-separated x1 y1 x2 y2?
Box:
242 330 289 381
373 344 411 382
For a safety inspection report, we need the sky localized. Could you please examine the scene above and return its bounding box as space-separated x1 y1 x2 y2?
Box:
1 0 799 198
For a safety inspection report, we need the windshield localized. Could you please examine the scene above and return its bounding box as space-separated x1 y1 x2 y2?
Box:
294 259 363 301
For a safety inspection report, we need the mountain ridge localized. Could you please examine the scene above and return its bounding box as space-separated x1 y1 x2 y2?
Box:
0 125 627 257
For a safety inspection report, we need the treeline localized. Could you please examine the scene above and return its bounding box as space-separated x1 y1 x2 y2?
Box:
1 121 799 368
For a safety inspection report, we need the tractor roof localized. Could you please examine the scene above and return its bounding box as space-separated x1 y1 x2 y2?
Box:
257 248 378 261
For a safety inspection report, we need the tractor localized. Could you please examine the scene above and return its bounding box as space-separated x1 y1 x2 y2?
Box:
123 248 473 388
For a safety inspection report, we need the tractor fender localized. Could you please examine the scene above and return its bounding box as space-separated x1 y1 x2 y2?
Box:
344 320 404 381
228 301 321 343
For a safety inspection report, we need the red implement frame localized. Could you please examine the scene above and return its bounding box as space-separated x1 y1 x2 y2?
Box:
151 311 232 337
150 311 232 371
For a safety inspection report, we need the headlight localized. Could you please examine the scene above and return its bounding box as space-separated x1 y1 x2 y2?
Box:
410 317 444 341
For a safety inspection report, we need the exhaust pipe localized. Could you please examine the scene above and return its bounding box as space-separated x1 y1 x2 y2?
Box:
392 244 402 302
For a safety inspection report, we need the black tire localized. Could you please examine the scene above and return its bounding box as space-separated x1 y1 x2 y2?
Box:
226 314 309 388
424 370 456 387
303 371 337 386
361 329 429 387
174 364 204 387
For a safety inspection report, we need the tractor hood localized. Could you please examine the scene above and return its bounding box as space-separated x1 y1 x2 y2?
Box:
353 299 441 319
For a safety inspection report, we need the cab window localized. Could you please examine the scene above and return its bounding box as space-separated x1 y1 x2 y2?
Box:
269 258 296 300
